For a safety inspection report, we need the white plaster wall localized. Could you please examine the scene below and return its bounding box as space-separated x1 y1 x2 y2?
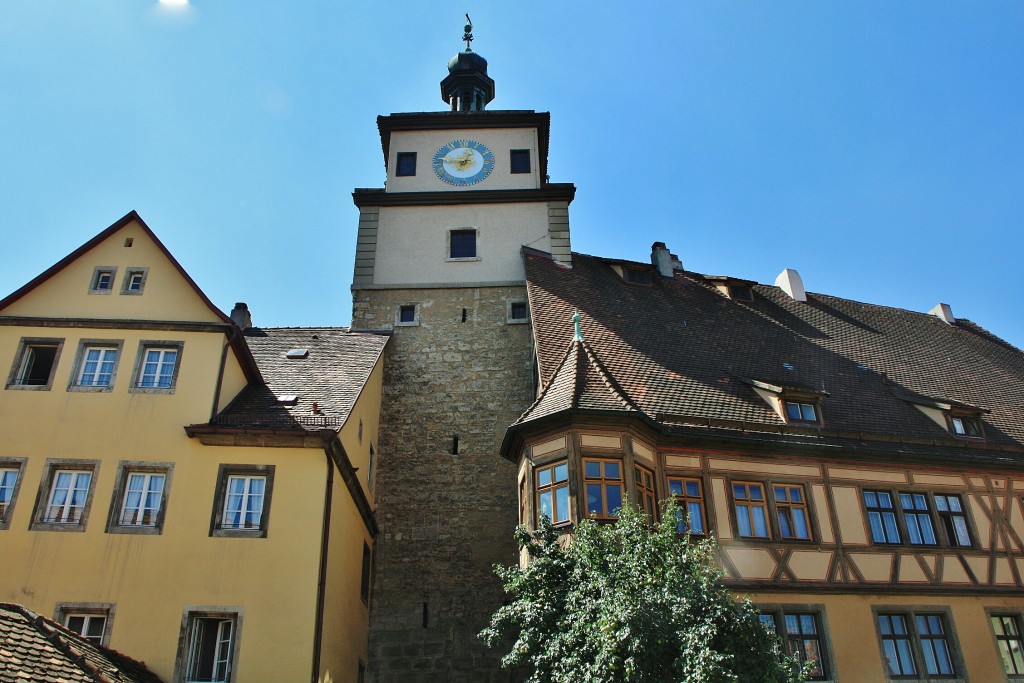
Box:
386 128 540 192
373 203 551 284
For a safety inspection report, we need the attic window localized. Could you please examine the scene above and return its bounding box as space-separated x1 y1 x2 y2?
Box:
784 400 819 424
89 267 117 294
286 349 309 359
727 284 753 301
949 414 983 438
623 268 651 284
277 395 298 406
706 276 756 301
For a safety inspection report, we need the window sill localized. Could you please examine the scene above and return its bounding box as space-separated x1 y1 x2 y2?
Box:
5 384 53 391
128 386 176 395
107 524 162 536
445 256 481 263
31 522 87 533
68 384 114 393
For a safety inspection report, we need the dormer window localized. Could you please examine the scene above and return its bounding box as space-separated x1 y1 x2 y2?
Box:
728 284 753 301
784 400 819 424
706 276 757 302
896 390 987 440
737 376 826 426
949 414 982 438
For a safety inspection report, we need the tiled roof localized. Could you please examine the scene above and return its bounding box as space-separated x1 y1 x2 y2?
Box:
212 327 389 431
0 603 162 683
514 337 642 425
523 250 1024 461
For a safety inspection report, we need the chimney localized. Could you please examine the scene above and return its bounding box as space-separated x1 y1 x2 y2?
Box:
651 242 682 278
775 268 807 302
929 303 956 324
230 302 252 330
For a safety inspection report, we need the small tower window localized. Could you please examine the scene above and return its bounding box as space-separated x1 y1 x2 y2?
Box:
448 229 477 259
510 149 531 174
396 304 419 327
508 301 529 324
396 152 417 177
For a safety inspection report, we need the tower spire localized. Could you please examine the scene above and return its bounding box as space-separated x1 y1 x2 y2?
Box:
440 15 495 112
463 14 474 51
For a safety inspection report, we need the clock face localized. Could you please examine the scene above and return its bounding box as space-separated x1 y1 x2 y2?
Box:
432 139 495 186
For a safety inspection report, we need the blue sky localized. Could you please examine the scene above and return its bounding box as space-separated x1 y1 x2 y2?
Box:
2 2 1022 350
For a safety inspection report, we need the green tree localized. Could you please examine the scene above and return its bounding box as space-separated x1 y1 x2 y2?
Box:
481 504 809 683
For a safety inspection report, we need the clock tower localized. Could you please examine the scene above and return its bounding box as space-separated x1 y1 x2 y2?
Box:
350 20 575 681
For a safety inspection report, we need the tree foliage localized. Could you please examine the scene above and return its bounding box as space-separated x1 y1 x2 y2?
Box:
480 504 808 683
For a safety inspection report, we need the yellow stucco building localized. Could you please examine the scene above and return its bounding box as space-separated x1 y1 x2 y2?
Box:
0 211 387 682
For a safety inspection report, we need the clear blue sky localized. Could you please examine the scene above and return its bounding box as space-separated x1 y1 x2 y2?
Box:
2 2 1022 350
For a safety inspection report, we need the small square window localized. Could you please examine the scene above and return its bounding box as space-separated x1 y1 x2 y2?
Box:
107 462 172 535
130 341 184 393
510 149 531 174
210 465 275 538
68 340 123 392
177 610 240 683
396 304 419 327
6 338 64 390
55 603 114 646
449 229 477 259
30 459 100 532
396 152 417 177
507 301 529 324
89 267 117 294
0 460 26 530
121 268 148 295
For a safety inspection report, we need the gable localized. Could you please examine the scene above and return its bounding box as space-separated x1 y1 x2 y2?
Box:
0 211 231 325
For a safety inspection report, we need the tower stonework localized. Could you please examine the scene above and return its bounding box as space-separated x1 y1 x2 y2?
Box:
350 43 574 681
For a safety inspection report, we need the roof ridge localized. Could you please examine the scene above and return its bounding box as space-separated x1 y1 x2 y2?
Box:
578 339 643 414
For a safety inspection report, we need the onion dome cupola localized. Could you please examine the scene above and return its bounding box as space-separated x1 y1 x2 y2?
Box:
440 15 495 112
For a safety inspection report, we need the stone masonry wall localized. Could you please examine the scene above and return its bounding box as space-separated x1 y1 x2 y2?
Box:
353 284 534 683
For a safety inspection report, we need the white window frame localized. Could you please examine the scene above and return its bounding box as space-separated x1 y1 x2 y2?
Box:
210 465 275 538
55 602 114 646
31 459 99 532
89 266 117 294
222 475 266 530
68 340 123 392
106 461 173 535
176 608 243 683
130 341 184 393
121 267 149 295
45 470 93 524
121 472 165 526
0 460 26 530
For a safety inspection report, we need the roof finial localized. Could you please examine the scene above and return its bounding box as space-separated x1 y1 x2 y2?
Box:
572 310 584 342
463 14 474 51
